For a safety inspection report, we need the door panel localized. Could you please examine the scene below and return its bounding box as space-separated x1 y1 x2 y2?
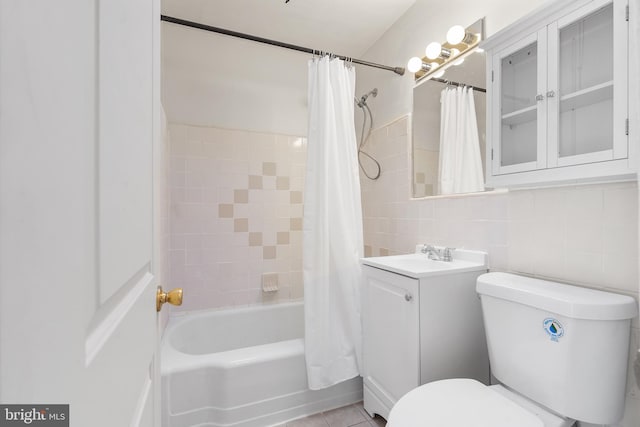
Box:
363 267 419 409
99 0 154 304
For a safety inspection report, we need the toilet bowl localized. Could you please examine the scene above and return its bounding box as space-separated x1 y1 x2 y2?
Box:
387 379 572 427
386 272 638 427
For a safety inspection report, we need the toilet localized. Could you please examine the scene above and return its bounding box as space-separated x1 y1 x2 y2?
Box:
387 272 638 427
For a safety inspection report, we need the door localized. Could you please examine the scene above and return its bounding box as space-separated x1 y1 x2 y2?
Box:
547 0 628 168
491 29 548 176
0 1 162 426
362 266 419 419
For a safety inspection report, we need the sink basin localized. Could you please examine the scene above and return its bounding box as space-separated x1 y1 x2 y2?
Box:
361 247 488 279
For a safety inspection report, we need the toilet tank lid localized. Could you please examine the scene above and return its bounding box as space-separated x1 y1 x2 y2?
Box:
477 272 638 320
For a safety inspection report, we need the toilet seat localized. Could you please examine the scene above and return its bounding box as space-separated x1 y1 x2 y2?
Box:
387 379 544 427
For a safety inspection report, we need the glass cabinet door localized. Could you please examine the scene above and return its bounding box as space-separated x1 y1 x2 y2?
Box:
493 30 546 174
548 0 626 166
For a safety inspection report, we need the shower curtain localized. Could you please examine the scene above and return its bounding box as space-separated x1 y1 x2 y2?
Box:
303 56 364 390
438 86 485 195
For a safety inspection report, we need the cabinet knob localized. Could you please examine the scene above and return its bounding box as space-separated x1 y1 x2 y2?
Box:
546 90 556 98
535 94 545 101
405 293 413 302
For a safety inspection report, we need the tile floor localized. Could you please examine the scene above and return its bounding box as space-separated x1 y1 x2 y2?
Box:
275 402 387 427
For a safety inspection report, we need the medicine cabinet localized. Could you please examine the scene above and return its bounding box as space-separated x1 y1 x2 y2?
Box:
483 0 633 187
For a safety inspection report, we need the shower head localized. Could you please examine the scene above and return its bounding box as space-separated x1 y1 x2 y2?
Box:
357 88 378 107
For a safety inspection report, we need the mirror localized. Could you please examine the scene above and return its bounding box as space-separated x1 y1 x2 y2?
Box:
411 50 487 198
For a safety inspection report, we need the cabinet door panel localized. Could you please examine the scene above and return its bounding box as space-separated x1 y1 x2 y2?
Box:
493 30 547 175
363 267 419 406
549 0 627 167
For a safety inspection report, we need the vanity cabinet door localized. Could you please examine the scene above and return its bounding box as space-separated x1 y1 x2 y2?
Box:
362 266 419 419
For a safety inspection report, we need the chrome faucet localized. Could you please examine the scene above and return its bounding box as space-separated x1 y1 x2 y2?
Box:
443 247 455 262
421 244 442 261
421 244 455 262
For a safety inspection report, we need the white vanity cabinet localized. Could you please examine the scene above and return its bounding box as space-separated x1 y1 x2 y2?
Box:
361 250 490 420
484 0 632 187
361 266 420 420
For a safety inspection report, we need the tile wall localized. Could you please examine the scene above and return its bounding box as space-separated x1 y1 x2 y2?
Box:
168 123 306 311
359 114 639 427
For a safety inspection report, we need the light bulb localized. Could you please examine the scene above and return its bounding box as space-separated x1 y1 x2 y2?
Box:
450 48 464 66
434 69 445 78
429 62 439 70
447 25 466 45
425 42 442 60
407 57 424 73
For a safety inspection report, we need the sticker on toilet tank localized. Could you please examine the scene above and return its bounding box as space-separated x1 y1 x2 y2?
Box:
543 318 564 342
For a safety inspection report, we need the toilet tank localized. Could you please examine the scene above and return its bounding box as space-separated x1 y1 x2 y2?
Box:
476 272 637 425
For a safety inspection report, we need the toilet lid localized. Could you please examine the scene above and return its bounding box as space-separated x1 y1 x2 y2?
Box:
387 379 544 427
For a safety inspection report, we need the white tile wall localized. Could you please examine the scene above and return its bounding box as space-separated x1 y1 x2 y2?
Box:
360 114 639 427
168 123 306 311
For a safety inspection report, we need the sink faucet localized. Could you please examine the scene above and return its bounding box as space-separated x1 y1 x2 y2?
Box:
443 247 455 262
421 244 455 262
421 244 442 261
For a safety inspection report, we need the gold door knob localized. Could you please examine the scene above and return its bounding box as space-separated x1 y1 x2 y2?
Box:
156 286 183 312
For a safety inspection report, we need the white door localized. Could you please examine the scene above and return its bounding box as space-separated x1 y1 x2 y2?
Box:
362 266 419 420
0 1 163 426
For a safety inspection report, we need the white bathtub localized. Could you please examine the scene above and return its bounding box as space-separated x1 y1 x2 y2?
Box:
161 302 363 427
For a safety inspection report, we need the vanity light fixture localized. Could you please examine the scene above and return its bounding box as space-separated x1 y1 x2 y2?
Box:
446 25 476 45
408 18 485 82
425 42 451 60
407 57 439 73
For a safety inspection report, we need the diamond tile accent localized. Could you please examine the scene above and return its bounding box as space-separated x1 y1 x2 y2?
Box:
249 232 263 246
262 162 277 176
290 191 303 204
170 124 309 312
290 218 302 231
276 176 290 190
234 218 248 232
249 175 263 189
263 246 276 259
277 232 290 245
218 204 234 218
234 189 249 203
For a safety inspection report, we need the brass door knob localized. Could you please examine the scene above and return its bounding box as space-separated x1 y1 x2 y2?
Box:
156 286 183 312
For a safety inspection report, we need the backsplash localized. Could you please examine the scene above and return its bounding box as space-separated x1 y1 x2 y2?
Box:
359 114 639 427
361 115 638 293
168 123 306 311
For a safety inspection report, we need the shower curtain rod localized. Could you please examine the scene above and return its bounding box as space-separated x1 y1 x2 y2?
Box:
161 15 405 76
431 77 486 93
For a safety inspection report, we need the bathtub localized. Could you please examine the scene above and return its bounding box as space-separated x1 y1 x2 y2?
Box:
161 302 363 427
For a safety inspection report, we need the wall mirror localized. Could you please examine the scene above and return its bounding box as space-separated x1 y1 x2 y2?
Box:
411 44 488 198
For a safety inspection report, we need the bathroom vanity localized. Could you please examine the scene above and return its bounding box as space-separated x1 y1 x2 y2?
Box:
361 247 490 420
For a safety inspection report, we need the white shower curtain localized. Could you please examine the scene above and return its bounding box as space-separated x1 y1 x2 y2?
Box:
438 86 485 195
303 56 364 390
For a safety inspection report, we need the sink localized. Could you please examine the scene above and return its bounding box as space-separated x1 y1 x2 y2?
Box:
361 246 488 279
